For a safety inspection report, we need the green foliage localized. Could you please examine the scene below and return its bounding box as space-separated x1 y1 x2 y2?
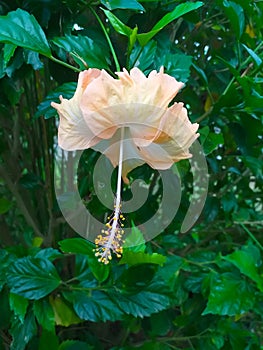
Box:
0 0 263 349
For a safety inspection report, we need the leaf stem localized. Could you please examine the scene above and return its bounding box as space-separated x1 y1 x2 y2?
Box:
49 55 82 72
240 223 263 252
89 6 121 72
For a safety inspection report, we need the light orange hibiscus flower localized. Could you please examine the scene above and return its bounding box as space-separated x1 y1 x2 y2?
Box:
51 67 199 182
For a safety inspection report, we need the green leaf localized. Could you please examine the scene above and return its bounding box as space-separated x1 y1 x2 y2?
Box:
59 238 95 256
0 251 16 291
222 0 245 39
23 50 43 70
117 264 156 290
203 272 255 316
241 156 263 178
123 224 146 252
34 82 77 119
0 9 51 57
0 197 12 214
242 44 262 67
39 331 59 350
202 131 224 155
6 257 61 300
9 293 29 323
223 249 263 291
111 282 171 317
192 62 208 86
130 40 157 71
10 309 37 350
120 251 166 266
137 2 203 46
156 52 192 82
156 255 185 284
33 298 55 331
59 340 93 350
34 248 62 261
59 238 109 282
49 296 82 327
66 290 123 322
88 255 110 283
102 9 133 36
52 35 109 69
101 0 145 11
3 43 16 65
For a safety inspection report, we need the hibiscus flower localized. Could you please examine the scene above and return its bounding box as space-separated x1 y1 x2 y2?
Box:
51 67 199 182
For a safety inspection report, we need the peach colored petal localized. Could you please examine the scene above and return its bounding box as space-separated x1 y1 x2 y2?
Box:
80 68 184 146
137 104 199 170
51 69 102 150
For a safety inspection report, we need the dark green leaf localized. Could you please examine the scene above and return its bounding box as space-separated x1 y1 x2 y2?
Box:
241 156 263 177
0 251 16 291
0 9 51 56
130 40 157 71
23 50 43 70
0 197 12 214
10 309 37 350
199 128 224 155
34 248 62 261
156 52 192 82
203 273 255 316
67 290 123 322
52 35 109 69
39 331 59 350
0 288 11 329
111 282 171 317
222 0 245 39
6 257 61 300
59 340 93 350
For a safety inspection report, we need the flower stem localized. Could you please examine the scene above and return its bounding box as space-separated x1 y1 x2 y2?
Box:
89 6 121 72
94 128 125 264
106 127 124 248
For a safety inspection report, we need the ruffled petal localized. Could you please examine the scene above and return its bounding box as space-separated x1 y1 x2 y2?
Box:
137 103 199 170
51 69 102 150
80 68 184 146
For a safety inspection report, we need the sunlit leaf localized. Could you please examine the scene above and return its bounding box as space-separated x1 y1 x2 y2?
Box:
120 251 166 266
137 2 203 46
102 9 134 36
101 0 145 11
